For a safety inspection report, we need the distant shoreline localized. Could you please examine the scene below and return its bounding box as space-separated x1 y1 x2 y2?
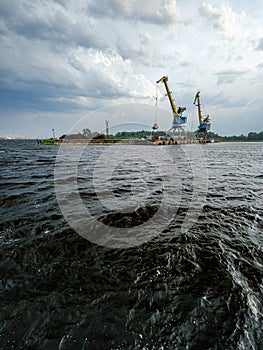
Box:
1 138 263 143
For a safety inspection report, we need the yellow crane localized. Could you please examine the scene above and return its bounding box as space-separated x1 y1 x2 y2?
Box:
156 76 187 133
193 91 211 141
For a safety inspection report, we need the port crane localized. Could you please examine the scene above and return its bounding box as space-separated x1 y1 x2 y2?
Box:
156 76 187 134
193 91 211 141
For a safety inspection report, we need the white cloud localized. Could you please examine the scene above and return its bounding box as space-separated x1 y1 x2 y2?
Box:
67 48 156 102
256 62 263 70
215 69 247 85
88 0 180 25
114 30 153 63
199 2 249 41
256 38 263 50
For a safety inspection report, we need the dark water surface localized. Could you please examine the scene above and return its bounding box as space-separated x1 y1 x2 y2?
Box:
0 140 262 349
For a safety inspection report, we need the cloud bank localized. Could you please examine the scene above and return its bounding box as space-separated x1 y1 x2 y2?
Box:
0 0 263 137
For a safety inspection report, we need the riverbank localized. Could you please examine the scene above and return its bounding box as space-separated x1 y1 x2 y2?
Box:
39 138 219 146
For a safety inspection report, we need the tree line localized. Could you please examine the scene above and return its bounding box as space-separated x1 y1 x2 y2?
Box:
208 131 263 141
82 128 263 141
112 130 263 141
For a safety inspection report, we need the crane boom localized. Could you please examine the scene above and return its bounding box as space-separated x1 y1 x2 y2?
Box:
156 76 178 116
193 91 202 125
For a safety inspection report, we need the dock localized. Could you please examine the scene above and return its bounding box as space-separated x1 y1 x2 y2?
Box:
53 138 214 146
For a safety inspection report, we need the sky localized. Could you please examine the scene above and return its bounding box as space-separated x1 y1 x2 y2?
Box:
0 0 263 138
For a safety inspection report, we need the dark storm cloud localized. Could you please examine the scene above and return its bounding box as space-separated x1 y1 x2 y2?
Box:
0 0 119 110
0 0 104 50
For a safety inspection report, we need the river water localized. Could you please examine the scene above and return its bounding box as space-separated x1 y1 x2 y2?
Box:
0 140 262 349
